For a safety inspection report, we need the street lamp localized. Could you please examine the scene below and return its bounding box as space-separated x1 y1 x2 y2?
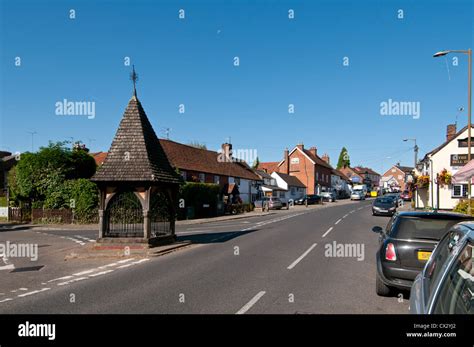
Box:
403 138 418 168
434 48 472 212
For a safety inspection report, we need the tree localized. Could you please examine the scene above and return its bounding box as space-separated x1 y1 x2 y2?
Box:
9 141 97 205
252 156 260 169
336 147 350 169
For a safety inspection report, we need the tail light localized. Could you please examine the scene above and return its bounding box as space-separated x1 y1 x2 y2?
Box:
385 243 397 261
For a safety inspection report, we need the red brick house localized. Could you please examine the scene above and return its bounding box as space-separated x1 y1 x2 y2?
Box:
259 143 333 195
381 164 414 192
93 141 261 203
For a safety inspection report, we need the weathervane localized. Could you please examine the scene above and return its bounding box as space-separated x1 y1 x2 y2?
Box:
130 65 139 97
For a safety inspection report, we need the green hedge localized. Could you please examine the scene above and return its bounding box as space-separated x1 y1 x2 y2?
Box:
178 182 220 219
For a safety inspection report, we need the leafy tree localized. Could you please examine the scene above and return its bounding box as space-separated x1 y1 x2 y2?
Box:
9 141 96 205
336 147 351 169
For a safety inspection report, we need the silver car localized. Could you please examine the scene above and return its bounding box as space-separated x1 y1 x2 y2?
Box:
410 221 474 314
350 190 365 200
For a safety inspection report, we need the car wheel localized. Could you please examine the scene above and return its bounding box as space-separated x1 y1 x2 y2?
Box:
376 273 392 296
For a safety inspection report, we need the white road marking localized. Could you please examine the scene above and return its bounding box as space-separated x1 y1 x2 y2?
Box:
358 207 364 211
73 269 96 276
17 288 50 298
343 214 349 218
57 277 88 286
322 227 333 238
88 270 114 277
48 275 74 283
350 210 355 213
0 264 15 271
287 243 318 270
236 291 266 314
335 218 342 225
0 298 13 303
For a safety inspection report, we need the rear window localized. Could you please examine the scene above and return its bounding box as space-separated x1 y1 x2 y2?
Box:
390 216 468 240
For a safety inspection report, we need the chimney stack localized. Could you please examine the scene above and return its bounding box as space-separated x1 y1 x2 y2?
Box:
221 143 232 162
446 124 457 142
309 146 317 157
322 153 330 164
283 148 289 174
296 143 304 151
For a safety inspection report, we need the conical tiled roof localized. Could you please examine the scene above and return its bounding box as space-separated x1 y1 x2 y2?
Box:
92 95 181 184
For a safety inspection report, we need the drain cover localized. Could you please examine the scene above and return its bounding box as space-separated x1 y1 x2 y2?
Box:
10 265 44 273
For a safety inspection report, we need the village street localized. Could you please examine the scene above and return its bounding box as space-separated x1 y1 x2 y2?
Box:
0 200 409 314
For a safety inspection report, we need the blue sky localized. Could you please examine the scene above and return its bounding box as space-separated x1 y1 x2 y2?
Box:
1 0 473 174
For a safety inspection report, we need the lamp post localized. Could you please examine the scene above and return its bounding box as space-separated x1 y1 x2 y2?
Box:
403 138 418 168
434 49 472 213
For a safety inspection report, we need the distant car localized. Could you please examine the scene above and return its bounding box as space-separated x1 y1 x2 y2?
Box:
372 197 397 216
351 190 365 200
400 190 412 201
294 195 322 205
321 191 336 202
374 211 474 296
254 197 283 210
410 221 474 314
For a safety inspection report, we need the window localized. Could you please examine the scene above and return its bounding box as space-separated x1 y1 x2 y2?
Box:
316 172 319 180
291 187 295 195
452 184 469 198
433 242 474 314
181 171 187 181
234 177 241 185
199 173 205 183
291 157 299 164
214 175 220 184
280 191 285 198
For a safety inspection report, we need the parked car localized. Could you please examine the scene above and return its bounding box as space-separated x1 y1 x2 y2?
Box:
321 191 336 202
372 197 397 216
385 193 403 207
410 221 474 314
254 197 283 210
373 211 474 296
400 190 412 201
350 190 365 200
294 194 322 205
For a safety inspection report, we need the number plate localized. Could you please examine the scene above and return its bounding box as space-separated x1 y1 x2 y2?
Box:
418 251 432 261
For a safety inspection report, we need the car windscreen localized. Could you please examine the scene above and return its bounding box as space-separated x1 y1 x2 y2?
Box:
375 198 393 204
391 217 466 240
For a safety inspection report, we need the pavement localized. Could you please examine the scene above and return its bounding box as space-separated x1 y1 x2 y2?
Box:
0 198 412 313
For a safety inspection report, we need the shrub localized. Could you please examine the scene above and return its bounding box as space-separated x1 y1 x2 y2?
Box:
453 200 474 216
179 182 220 219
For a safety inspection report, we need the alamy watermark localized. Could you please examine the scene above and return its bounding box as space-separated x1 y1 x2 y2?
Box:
324 241 365 261
217 148 257 164
55 99 95 119
0 242 38 261
380 98 420 119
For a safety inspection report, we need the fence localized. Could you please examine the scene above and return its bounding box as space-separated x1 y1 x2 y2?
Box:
7 207 98 224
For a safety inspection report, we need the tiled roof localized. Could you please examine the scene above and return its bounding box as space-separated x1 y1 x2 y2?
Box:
396 165 414 173
275 172 306 188
94 140 261 181
257 162 279 174
302 149 333 170
91 152 107 166
332 168 351 182
354 166 380 176
91 96 181 184
156 140 260 181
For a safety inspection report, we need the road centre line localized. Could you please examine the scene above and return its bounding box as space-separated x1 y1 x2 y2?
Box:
343 214 349 218
287 243 318 270
322 227 333 238
335 218 342 225
236 291 266 314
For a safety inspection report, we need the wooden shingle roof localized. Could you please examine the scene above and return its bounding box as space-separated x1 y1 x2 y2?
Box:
91 96 181 184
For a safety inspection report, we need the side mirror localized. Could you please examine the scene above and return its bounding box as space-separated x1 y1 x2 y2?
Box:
372 226 383 234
